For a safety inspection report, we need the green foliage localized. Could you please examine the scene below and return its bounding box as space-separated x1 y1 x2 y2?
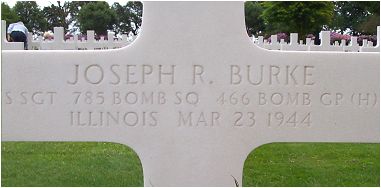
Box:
245 1 379 37
244 1 265 37
358 14 380 35
43 1 94 33
2 142 379 187
330 1 380 35
65 1 95 32
13 1 47 34
43 2 69 32
78 2 117 35
261 2 334 37
1 2 19 27
112 1 143 35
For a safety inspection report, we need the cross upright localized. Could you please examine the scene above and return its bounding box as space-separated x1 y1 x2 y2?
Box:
2 2 379 186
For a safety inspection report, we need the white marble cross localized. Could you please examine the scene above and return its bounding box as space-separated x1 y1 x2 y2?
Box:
281 33 309 51
310 31 343 51
40 27 77 50
2 2 379 186
1 20 24 50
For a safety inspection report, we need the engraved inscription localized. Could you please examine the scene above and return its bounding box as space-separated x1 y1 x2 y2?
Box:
267 112 311 127
230 65 315 86
4 63 377 129
178 111 220 126
67 64 176 85
70 111 158 127
5 91 57 105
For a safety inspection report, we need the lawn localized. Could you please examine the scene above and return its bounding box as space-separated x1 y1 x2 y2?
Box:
243 143 379 187
1 142 379 187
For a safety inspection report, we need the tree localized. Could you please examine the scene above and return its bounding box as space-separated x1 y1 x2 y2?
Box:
43 1 94 33
43 2 69 32
112 1 143 35
261 2 334 38
13 1 47 34
67 1 95 33
1 2 19 27
330 1 380 35
357 14 380 35
244 1 265 37
78 2 117 36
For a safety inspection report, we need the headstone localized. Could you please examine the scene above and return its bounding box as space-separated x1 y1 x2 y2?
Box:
361 27 380 52
310 31 343 51
27 33 42 50
306 38 313 46
250 36 255 43
107 32 115 49
280 38 285 44
340 39 346 51
97 36 107 49
77 30 97 50
66 35 78 50
345 36 360 52
112 34 130 49
362 39 368 47
265 34 281 50
256 36 264 47
40 27 76 50
281 33 308 51
2 20 24 50
2 2 379 186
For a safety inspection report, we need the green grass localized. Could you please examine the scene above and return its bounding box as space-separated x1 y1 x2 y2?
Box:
1 142 143 187
1 142 379 187
243 143 380 187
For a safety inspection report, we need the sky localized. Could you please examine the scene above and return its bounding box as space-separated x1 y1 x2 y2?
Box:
2 0 130 8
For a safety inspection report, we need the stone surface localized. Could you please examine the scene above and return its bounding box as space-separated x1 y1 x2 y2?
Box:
2 2 380 186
